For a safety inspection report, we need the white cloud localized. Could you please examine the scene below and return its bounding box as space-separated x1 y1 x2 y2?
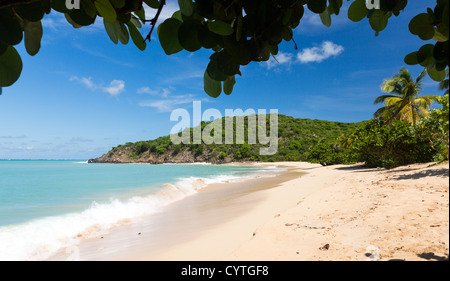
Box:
266 52 294 69
70 137 93 143
265 41 344 70
102 80 125 96
70 76 96 89
42 12 103 33
139 94 196 112
297 41 344 64
303 13 323 27
41 13 67 30
137 87 172 97
70 76 125 96
0 135 27 139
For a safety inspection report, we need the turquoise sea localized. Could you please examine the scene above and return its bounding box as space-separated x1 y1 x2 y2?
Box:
0 160 278 260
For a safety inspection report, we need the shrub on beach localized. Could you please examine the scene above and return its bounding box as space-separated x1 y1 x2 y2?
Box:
415 94 449 161
306 143 359 166
341 119 436 169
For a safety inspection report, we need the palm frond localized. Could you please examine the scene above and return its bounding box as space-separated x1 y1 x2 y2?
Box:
415 68 428 85
373 95 401 104
374 68 439 125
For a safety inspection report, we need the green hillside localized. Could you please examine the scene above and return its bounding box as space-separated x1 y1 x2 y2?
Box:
89 114 365 164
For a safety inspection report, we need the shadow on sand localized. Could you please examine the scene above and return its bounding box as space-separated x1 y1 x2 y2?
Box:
391 168 449 180
334 163 449 179
416 252 449 261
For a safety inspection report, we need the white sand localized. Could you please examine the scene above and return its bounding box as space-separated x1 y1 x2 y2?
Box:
153 162 449 261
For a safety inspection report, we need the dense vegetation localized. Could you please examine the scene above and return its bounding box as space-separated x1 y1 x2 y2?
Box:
93 114 365 164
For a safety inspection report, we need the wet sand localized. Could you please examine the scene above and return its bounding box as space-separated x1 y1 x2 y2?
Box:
49 167 302 260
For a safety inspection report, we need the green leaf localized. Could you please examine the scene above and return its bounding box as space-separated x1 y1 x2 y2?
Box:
289 3 304 28
41 0 52 14
207 50 239 81
126 22 146 51
64 13 82 28
432 29 448 42
369 10 389 33
328 0 343 15
15 2 45 22
207 59 230 82
236 15 243 41
81 0 97 18
417 44 434 67
171 11 183 21
117 13 132 23
0 41 7 56
427 64 446 82
307 0 327 14
117 22 130 44
122 0 140 11
223 75 236 95
110 0 126 8
409 13 434 38
104 19 129 44
95 0 117 22
385 0 407 13
281 27 293 41
51 0 70 13
178 20 202 52
24 21 43 56
223 37 252 65
404 51 419 65
0 45 23 87
0 10 23 46
134 8 145 23
320 8 332 27
130 16 142 28
68 8 97 26
158 18 183 55
348 0 367 22
144 0 161 9
208 20 234 36
178 0 194 16
443 1 449 28
433 41 447 62
198 25 220 49
204 70 222 98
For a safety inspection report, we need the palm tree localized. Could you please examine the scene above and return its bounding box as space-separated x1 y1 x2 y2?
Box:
374 68 439 126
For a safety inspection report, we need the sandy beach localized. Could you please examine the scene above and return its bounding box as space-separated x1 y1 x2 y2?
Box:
51 161 449 261
150 162 449 261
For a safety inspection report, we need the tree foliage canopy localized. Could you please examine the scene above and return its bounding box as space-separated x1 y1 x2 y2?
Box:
0 0 449 97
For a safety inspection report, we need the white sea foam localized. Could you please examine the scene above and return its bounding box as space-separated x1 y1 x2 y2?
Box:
0 166 282 261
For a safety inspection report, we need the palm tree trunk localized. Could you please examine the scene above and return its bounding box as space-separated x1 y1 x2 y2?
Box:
411 104 416 126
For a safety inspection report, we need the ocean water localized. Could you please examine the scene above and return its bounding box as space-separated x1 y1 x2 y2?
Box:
0 160 280 261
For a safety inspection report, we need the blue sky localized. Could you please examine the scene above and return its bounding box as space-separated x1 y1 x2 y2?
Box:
0 0 444 159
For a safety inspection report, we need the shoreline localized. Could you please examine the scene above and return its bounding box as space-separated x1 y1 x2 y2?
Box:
49 161 449 261
47 164 298 261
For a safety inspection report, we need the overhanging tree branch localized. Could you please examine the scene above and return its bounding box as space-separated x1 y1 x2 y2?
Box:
143 0 166 43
